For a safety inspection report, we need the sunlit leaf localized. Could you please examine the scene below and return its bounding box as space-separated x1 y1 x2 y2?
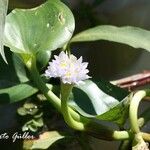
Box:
4 0 75 54
69 80 130 125
0 83 38 103
0 0 8 62
24 131 65 150
12 54 29 82
71 25 150 53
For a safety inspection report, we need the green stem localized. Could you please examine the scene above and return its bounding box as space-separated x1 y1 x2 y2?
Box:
85 120 131 141
112 131 132 140
129 90 146 133
61 83 86 130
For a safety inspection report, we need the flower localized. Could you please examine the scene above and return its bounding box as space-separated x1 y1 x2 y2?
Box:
45 51 90 84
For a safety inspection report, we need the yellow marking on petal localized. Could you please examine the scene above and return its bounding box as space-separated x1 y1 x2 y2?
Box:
70 63 74 68
65 72 72 77
60 62 67 68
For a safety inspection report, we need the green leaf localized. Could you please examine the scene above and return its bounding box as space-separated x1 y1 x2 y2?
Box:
96 97 130 125
0 50 22 88
17 107 28 116
12 53 29 82
69 80 130 125
22 118 44 132
23 103 37 110
23 131 65 150
0 0 8 62
71 25 150 52
32 118 43 127
4 0 75 54
23 103 39 115
36 50 51 70
0 83 38 103
0 49 49 88
0 49 31 90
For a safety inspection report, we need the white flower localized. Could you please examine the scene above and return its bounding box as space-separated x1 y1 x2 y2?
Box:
45 51 90 84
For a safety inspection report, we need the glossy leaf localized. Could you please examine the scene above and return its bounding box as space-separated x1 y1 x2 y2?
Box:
0 0 8 62
4 0 75 54
0 83 38 103
24 131 65 150
71 25 150 52
69 80 130 125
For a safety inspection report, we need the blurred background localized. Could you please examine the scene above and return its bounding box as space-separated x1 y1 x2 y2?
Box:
1 0 150 149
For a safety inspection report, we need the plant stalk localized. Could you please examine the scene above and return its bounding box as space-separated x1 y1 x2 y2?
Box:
61 83 87 130
129 90 146 133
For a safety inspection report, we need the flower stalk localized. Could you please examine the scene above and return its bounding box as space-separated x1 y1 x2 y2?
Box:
61 83 86 130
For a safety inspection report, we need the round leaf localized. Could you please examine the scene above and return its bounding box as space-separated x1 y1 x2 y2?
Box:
4 0 75 54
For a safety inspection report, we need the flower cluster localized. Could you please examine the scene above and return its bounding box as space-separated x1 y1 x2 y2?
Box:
45 51 90 84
